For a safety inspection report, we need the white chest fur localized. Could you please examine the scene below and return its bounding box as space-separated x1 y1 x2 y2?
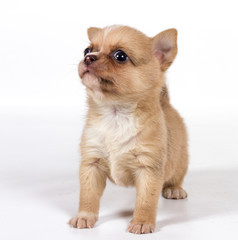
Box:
84 103 138 166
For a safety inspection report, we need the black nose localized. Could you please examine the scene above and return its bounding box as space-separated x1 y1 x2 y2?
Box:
84 54 98 66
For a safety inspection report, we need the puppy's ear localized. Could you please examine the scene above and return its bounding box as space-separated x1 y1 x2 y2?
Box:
152 29 177 71
87 27 102 41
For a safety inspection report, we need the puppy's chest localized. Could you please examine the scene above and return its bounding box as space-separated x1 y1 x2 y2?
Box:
86 106 138 158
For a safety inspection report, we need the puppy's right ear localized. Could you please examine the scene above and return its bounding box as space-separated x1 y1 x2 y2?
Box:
87 27 102 41
152 29 178 71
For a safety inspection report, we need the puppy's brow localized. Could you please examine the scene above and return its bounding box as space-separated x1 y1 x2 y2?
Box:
90 44 100 52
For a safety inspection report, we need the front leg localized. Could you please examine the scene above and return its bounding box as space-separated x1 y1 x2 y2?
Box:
128 167 163 234
69 158 107 229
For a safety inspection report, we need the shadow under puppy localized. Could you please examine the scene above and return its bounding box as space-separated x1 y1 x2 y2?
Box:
69 25 188 234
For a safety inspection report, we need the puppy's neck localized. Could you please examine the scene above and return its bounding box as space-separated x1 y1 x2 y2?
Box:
88 87 162 120
92 99 137 116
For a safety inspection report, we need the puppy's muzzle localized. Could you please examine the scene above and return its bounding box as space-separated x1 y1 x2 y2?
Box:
84 54 98 66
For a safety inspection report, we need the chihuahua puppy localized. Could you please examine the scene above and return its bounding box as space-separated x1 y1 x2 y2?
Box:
69 25 188 234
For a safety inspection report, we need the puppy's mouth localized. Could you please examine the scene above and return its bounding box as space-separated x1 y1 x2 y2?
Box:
83 70 114 86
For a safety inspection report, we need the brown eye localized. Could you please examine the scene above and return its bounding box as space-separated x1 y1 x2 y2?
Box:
84 47 92 56
113 50 128 63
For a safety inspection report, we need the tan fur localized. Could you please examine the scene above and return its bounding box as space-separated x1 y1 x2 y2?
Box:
69 25 188 234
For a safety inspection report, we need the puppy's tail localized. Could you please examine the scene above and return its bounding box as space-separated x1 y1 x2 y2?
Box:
160 85 170 105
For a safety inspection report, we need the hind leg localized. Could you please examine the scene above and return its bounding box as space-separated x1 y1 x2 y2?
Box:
163 141 189 200
162 169 188 200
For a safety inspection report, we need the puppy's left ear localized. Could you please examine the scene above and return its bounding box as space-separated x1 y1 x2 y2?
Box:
152 29 177 71
87 27 102 41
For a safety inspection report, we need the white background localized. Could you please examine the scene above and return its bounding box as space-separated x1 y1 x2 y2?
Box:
0 0 238 239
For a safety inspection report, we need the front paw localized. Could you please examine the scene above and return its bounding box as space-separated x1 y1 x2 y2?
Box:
68 211 98 229
127 222 155 234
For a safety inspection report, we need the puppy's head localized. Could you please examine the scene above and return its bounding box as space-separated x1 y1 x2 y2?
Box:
78 25 177 103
